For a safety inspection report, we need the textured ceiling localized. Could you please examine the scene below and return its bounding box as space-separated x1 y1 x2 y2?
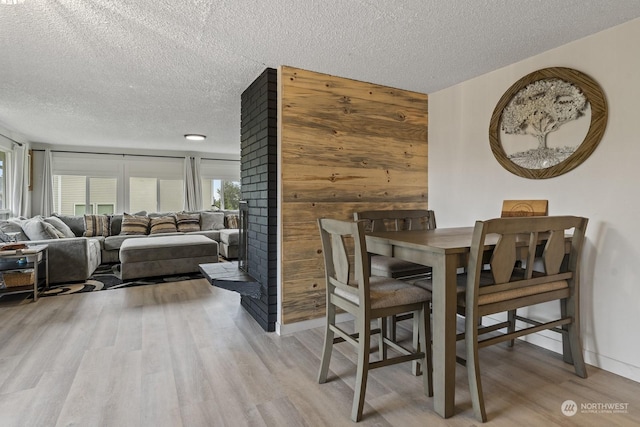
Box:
1 1 640 157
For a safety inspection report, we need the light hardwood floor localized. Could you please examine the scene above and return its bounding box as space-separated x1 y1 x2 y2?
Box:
0 280 638 427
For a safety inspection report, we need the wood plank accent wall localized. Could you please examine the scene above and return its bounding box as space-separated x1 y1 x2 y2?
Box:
279 66 429 324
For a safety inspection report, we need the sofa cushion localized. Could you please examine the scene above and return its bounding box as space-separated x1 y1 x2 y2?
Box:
148 212 175 218
120 213 150 235
104 234 147 251
200 211 225 230
219 229 239 245
83 214 110 237
53 214 86 237
44 216 75 238
21 217 61 240
149 216 178 234
185 230 220 241
175 212 200 232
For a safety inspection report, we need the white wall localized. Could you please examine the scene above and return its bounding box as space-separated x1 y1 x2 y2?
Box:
429 17 640 382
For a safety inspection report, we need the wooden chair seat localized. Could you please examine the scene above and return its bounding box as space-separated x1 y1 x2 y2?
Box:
335 276 432 309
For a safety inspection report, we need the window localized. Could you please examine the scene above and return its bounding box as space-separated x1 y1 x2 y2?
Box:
202 179 240 210
129 177 183 213
89 177 117 214
50 152 235 215
96 204 115 215
53 175 118 216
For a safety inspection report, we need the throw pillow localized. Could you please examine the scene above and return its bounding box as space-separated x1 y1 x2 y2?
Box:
226 214 239 229
120 213 150 235
200 211 225 230
0 220 29 242
21 217 61 240
109 214 123 236
175 212 200 233
83 214 110 237
44 216 75 238
149 216 177 234
53 214 86 237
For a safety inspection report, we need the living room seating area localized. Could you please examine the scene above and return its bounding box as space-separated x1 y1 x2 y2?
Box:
0 209 239 284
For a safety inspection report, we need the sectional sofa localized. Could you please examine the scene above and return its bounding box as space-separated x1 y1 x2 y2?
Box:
0 209 239 284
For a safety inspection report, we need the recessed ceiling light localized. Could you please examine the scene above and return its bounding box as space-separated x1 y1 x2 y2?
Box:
184 134 206 141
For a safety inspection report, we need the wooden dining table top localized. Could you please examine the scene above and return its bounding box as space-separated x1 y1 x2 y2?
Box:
366 226 548 254
366 226 480 253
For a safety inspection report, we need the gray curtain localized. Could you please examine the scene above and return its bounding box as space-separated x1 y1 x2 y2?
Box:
183 156 202 211
40 149 54 216
10 143 29 217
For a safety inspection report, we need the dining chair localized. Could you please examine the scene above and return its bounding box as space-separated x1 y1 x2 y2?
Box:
463 215 588 422
501 199 548 217
500 199 549 345
353 209 436 352
353 209 436 279
317 218 433 422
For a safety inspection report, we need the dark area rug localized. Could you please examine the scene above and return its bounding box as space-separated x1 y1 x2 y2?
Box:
40 263 205 297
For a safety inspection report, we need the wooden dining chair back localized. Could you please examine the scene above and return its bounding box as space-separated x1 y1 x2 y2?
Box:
353 209 436 278
317 218 432 422
463 215 588 422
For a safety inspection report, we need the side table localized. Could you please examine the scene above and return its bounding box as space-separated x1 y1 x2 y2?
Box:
0 244 49 302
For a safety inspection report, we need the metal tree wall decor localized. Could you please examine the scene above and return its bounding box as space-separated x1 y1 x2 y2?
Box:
489 67 608 179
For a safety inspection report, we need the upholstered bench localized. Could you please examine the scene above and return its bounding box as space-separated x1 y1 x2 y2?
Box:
119 235 218 280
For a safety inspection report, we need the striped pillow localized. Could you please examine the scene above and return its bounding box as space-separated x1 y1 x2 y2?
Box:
83 214 110 237
120 213 150 235
175 212 200 232
149 216 177 235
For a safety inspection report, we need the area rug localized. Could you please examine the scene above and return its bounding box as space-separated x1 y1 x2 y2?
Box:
39 263 205 297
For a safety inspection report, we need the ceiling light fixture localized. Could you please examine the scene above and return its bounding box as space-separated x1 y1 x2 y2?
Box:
184 134 206 141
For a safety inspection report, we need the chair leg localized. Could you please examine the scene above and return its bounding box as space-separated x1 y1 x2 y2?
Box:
318 303 336 384
352 314 371 422
420 305 433 397
562 297 588 378
465 312 487 422
412 310 421 376
389 315 397 341
507 309 516 347
378 317 387 360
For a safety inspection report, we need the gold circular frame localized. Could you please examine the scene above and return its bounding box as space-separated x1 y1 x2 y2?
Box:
489 67 608 179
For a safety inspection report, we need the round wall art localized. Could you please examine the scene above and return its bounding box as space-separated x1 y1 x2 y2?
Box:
488 67 608 179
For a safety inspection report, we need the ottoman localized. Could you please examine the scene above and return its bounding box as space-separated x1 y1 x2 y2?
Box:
120 235 218 280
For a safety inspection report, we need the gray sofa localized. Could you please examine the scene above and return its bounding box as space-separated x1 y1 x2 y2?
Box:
0 210 239 284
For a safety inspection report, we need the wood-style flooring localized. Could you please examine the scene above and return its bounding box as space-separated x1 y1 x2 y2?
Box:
0 279 638 427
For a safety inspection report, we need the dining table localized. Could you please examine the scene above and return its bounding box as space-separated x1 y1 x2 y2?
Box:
365 226 486 419
366 225 574 418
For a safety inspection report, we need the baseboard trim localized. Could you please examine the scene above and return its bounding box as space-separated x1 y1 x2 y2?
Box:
481 314 640 383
